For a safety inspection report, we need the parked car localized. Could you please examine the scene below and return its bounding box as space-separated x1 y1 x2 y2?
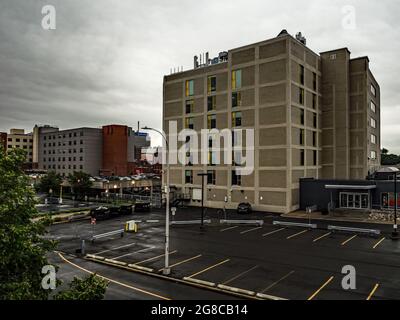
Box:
119 204 133 215
134 201 151 213
90 206 111 221
237 202 252 214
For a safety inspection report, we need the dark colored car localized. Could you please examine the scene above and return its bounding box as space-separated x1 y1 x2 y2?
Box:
109 206 121 217
134 202 151 213
237 202 252 214
90 206 111 220
120 204 133 215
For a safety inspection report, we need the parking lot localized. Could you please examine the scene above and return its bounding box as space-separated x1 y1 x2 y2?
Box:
51 208 400 300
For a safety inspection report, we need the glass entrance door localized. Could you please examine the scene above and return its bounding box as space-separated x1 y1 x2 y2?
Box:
339 192 369 209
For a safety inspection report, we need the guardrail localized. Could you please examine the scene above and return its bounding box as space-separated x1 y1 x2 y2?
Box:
273 221 317 229
91 229 124 242
327 225 381 235
220 220 264 226
171 220 212 226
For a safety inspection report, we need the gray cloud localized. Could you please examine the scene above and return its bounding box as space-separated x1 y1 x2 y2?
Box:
0 0 399 151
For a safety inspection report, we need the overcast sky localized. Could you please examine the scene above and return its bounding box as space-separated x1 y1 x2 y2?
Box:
0 0 399 151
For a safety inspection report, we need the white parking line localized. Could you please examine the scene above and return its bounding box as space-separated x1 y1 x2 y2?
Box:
94 242 136 255
220 226 239 232
112 246 155 260
262 228 286 237
240 227 262 235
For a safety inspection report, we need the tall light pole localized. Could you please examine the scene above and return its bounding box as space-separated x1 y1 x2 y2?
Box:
197 172 208 230
142 126 171 275
391 170 399 240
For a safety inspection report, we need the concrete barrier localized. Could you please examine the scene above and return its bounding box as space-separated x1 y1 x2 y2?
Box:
183 277 216 287
256 292 288 300
220 220 264 226
104 258 127 266
328 225 381 235
86 254 105 261
128 264 154 273
217 284 255 296
273 221 317 229
171 220 212 226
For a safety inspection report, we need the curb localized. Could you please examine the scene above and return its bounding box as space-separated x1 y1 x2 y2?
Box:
183 277 216 287
128 264 154 273
217 284 255 296
256 292 288 300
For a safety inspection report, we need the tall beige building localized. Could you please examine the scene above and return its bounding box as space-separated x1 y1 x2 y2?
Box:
163 30 380 214
6 129 34 164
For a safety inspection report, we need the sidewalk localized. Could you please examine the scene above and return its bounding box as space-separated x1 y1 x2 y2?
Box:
282 210 395 226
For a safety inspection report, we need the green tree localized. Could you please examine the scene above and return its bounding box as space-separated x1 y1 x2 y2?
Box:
68 171 93 199
38 171 63 195
381 148 400 166
0 146 108 300
54 274 108 300
0 147 54 299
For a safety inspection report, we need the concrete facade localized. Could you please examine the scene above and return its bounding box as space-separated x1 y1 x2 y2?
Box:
37 127 103 176
162 31 381 214
6 129 33 163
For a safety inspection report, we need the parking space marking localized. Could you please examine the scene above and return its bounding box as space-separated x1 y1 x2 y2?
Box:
222 265 259 285
307 276 334 300
57 252 171 300
367 283 380 300
341 235 358 246
287 229 309 240
220 226 239 232
261 270 295 293
158 254 202 272
94 242 136 255
262 228 286 237
135 250 178 265
313 232 332 243
240 227 263 235
187 259 230 279
372 237 386 249
112 246 155 260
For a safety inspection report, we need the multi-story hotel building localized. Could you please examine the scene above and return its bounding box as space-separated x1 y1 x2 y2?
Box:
5 129 34 164
163 30 380 213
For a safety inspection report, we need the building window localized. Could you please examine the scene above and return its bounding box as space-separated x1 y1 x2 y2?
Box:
207 114 217 129
299 65 305 85
232 70 242 90
312 94 317 109
185 170 193 184
208 151 217 166
313 113 317 128
300 109 305 125
370 151 377 160
185 100 194 114
185 117 194 130
80 131 84 137
185 80 194 97
299 88 305 105
300 149 305 166
232 151 242 166
371 84 376 97
313 72 317 91
207 76 217 93
16 138 20 142
371 101 376 113
207 96 216 111
232 111 242 127
299 129 305 145
232 92 242 108
313 150 317 166
207 170 216 185
232 170 242 186
312 131 317 147
371 118 377 129
371 134 377 144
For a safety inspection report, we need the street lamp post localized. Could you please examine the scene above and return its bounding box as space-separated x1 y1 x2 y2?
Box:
197 172 208 229
391 172 399 240
142 126 171 275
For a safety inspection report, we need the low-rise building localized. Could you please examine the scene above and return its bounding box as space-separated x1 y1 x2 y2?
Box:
6 129 33 164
